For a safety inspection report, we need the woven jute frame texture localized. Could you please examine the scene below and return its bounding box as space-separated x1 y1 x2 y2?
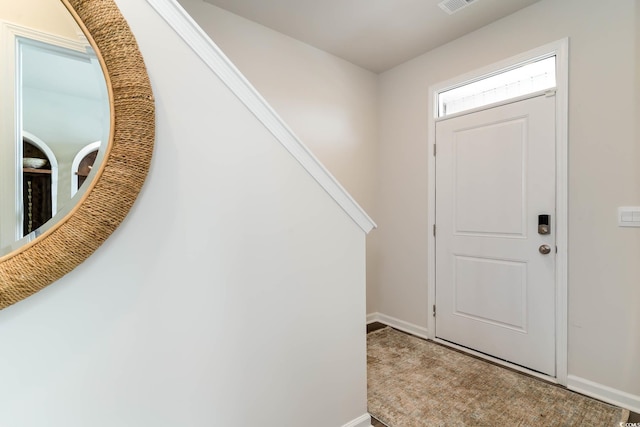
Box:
0 0 154 309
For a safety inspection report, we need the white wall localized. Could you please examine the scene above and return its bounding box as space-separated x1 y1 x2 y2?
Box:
375 0 639 404
0 0 370 425
176 0 382 312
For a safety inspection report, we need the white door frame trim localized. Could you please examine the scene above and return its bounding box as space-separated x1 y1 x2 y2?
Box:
426 38 569 385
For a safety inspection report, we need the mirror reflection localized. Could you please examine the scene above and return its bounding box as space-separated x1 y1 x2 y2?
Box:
0 0 110 255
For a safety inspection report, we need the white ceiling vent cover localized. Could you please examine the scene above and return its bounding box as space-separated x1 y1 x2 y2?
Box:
438 0 478 14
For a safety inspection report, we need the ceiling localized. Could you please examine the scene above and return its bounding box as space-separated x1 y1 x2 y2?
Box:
202 0 541 73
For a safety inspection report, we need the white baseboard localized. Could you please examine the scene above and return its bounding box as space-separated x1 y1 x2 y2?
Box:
567 375 640 413
341 413 372 427
367 312 428 340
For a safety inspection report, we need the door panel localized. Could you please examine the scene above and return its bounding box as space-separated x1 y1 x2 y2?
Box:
453 256 527 331
454 119 526 237
435 94 556 376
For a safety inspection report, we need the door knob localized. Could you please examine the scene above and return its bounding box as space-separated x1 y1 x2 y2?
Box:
539 244 551 255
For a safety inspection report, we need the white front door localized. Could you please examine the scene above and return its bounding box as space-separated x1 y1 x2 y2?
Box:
435 94 556 376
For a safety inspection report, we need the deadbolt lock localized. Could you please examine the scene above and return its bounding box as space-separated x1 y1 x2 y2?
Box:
538 214 550 235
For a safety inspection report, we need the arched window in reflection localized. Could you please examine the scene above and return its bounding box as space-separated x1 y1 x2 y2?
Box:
22 136 58 235
71 141 100 196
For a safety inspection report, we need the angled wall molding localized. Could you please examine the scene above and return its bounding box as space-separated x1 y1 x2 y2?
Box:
146 0 376 234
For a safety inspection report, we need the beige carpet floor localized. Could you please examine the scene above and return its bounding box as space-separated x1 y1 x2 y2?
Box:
368 327 629 427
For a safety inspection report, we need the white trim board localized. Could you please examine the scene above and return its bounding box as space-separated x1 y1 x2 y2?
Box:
367 312 429 340
145 0 376 234
426 38 569 385
568 375 640 413
341 413 372 427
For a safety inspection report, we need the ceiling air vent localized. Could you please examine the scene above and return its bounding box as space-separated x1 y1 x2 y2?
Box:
438 0 478 15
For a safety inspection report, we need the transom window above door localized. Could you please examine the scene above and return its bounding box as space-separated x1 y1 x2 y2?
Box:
437 56 556 117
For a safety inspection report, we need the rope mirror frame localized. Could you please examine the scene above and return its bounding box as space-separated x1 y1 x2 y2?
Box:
0 0 155 309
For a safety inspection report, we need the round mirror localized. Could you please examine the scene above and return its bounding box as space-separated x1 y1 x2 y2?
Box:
0 0 154 309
